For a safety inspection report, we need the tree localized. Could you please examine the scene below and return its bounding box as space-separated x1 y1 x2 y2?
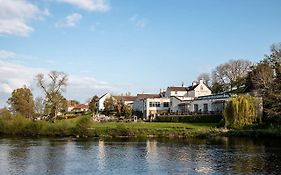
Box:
123 104 133 119
249 61 274 95
249 43 281 122
7 86 35 119
35 71 68 121
34 96 45 116
89 95 99 113
224 95 258 129
212 59 252 92
103 97 115 115
115 100 123 117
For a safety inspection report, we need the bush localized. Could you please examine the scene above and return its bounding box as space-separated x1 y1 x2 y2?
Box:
224 95 258 129
73 116 92 136
155 114 223 123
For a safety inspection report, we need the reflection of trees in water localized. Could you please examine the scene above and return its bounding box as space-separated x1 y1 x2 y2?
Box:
263 139 281 174
44 139 67 175
7 139 30 174
208 137 268 174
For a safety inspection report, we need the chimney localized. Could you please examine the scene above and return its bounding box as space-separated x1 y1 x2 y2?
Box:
181 81 184 87
199 79 204 84
192 81 197 86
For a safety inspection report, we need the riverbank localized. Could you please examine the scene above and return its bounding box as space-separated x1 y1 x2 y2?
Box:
0 116 280 138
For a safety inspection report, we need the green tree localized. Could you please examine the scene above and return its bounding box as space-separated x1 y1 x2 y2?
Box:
89 95 99 113
103 97 115 115
7 87 35 119
248 43 281 123
35 71 68 121
224 95 258 129
122 104 132 119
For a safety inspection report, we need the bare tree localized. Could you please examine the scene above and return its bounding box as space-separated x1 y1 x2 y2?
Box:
35 71 68 121
212 59 252 91
197 73 211 86
34 96 45 115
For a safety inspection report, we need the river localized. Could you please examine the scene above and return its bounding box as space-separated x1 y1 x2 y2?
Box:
0 137 280 175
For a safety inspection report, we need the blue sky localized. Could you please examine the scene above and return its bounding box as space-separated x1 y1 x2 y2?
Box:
0 0 281 107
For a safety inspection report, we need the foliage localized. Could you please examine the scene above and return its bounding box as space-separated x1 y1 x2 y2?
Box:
73 116 92 136
35 71 68 121
247 43 281 123
103 97 115 115
89 95 99 113
224 95 258 129
155 114 223 123
123 104 133 118
7 86 35 119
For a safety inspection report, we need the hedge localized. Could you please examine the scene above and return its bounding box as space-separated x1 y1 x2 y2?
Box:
155 114 223 123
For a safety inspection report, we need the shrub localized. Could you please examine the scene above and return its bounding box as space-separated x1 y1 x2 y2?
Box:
224 95 258 129
73 116 92 136
155 114 222 123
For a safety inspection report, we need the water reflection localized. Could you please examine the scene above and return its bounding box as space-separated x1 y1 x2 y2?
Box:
0 137 280 175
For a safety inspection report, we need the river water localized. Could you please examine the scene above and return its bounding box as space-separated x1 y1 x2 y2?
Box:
0 137 280 175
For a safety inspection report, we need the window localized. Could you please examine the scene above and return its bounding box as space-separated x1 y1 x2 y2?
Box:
156 102 160 107
194 104 199 113
175 91 178 94
163 102 169 108
149 102 160 107
204 104 208 113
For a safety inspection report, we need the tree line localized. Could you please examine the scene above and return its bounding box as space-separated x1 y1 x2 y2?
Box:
198 42 281 124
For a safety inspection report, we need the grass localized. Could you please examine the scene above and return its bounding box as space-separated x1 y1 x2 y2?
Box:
0 115 280 138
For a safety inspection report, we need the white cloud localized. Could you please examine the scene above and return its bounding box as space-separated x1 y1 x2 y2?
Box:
129 15 147 29
58 0 110 12
0 0 49 36
0 50 16 59
0 60 44 94
56 13 82 27
0 51 128 106
136 19 146 29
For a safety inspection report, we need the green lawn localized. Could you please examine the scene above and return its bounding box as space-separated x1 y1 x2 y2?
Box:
92 122 217 129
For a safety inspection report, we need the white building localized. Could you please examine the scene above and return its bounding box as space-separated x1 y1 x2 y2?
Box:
133 94 170 120
98 93 112 111
98 93 137 112
133 80 213 119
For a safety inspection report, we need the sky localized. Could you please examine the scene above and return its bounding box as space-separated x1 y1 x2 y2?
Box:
1 0 281 107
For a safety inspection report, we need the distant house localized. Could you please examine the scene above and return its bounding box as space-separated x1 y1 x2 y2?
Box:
112 95 137 108
133 80 214 119
165 80 212 98
98 93 112 111
133 94 170 120
67 104 89 113
97 93 137 112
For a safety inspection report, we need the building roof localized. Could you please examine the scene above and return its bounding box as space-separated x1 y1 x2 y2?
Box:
136 94 161 100
187 84 199 91
167 85 199 92
99 93 110 100
167 86 188 91
112 96 137 101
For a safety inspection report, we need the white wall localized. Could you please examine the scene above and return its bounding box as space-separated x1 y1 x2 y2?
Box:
144 98 170 119
165 89 187 97
98 93 111 111
194 81 212 97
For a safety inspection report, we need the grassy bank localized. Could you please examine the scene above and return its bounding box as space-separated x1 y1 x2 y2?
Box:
0 116 280 138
